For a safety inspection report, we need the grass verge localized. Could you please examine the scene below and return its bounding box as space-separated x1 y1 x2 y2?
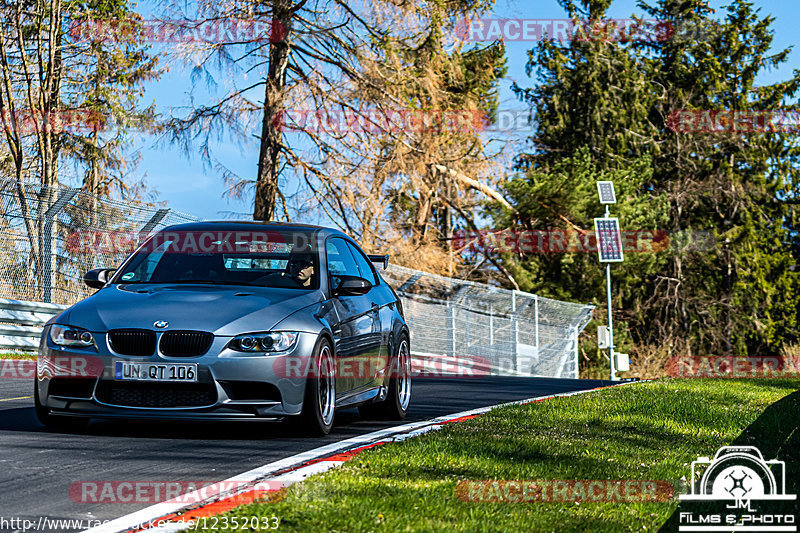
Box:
0 352 36 360
186 379 800 532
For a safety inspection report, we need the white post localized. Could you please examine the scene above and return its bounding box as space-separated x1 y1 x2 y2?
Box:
447 301 456 359
489 304 494 346
604 203 617 381
573 324 580 379
534 294 539 354
511 290 518 373
465 304 470 347
607 262 615 381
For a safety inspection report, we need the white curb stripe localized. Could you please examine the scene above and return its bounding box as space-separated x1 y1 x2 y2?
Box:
83 381 634 533
271 460 344 484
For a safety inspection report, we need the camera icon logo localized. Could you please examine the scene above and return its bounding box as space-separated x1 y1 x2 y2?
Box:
680 446 795 502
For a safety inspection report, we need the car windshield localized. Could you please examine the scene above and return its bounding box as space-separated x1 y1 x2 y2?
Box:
112 229 320 290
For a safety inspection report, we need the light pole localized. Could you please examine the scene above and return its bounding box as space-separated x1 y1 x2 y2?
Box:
594 181 623 381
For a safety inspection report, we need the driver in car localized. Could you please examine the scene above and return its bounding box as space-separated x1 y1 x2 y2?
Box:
285 257 315 288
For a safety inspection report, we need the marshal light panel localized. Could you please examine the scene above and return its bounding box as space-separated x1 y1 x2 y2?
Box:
596 181 617 204
594 217 624 262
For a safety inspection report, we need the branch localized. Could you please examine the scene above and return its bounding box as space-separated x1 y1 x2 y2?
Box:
432 164 514 211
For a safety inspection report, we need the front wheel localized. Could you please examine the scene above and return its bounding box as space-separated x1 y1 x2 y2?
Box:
297 338 336 436
359 335 411 420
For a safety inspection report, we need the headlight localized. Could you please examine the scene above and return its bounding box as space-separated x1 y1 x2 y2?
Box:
228 331 299 353
49 324 95 347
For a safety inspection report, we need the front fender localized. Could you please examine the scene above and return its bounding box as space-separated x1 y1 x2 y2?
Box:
270 300 336 335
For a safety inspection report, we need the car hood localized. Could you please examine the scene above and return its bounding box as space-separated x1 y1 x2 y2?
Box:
62 284 325 335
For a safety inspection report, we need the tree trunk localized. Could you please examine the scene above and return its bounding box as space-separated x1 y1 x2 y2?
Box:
83 131 100 224
254 1 293 221
413 194 432 241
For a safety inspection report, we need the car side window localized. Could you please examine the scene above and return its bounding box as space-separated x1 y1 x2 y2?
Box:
326 238 361 280
347 242 377 285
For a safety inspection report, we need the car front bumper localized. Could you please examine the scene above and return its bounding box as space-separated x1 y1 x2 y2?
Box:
36 329 321 421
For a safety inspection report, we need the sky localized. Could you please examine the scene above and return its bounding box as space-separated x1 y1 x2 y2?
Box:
115 0 800 222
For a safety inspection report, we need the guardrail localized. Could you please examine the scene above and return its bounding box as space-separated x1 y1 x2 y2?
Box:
0 298 66 352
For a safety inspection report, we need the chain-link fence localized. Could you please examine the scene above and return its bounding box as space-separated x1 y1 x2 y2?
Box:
0 178 198 304
0 178 594 377
382 265 594 379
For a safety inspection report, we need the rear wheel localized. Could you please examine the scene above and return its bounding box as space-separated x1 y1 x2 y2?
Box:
359 335 411 420
297 338 336 436
34 381 90 430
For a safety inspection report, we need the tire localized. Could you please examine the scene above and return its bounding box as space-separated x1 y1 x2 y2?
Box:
297 337 336 436
34 381 90 430
359 335 411 420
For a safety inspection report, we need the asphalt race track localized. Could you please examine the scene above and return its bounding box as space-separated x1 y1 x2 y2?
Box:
0 376 614 532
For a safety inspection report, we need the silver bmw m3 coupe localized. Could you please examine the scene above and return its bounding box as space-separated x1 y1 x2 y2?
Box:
35 222 411 435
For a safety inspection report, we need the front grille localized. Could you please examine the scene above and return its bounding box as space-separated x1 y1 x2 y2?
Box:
159 331 213 357
48 378 96 399
109 329 156 356
95 381 217 408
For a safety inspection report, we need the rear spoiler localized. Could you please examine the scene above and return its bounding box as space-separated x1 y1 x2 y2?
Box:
368 254 389 270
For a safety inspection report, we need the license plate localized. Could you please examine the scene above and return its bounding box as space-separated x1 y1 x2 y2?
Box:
114 362 198 382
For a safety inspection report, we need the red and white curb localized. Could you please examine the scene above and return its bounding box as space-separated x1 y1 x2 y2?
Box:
82 382 636 533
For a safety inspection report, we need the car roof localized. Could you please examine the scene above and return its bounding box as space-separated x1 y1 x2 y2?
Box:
159 221 349 239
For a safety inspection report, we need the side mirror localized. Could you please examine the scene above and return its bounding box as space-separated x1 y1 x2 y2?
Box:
332 275 372 297
83 268 115 289
368 254 389 270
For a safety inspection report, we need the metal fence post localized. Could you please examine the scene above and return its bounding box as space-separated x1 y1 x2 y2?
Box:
41 188 79 303
446 301 456 359
511 290 518 373
489 303 494 346
140 208 170 236
573 324 580 379
464 300 470 348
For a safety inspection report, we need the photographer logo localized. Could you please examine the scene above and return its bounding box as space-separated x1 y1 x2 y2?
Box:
678 446 796 532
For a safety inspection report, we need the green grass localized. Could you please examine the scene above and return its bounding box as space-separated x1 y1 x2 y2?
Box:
183 379 800 532
0 352 36 360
